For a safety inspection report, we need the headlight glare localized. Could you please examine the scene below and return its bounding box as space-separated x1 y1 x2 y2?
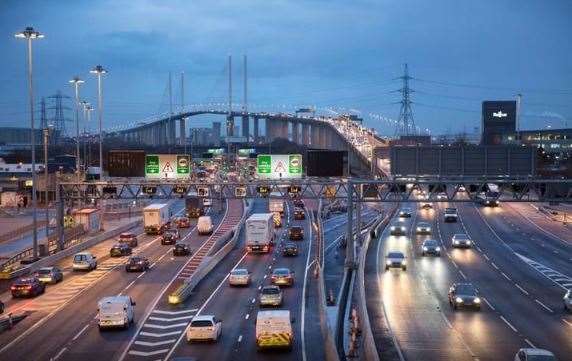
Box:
455 297 463 303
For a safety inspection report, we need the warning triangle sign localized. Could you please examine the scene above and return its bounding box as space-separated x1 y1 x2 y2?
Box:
274 160 286 173
162 161 174 173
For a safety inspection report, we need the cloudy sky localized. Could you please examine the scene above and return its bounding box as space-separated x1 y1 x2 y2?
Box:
1 0 571 136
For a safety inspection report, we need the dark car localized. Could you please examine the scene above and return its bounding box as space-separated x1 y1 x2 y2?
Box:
448 283 481 310
125 256 150 272
282 242 299 257
293 199 304 208
161 229 180 245
11 276 45 298
35 266 64 284
177 217 191 228
398 208 412 218
118 232 138 247
173 243 192 256
293 208 306 220
420 239 441 256
110 243 132 257
288 226 304 240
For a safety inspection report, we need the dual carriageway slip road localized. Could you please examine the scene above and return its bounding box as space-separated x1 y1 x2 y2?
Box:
0 198 241 361
366 199 572 361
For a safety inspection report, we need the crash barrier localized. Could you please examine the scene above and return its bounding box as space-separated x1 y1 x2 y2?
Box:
0 225 85 274
168 200 251 304
0 219 141 280
353 206 396 361
540 206 570 225
0 221 48 243
0 313 27 334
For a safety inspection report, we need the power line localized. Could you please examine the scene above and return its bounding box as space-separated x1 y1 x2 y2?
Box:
413 77 572 95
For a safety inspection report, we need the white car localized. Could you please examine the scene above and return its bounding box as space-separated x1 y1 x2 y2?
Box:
564 290 571 312
514 348 557 361
197 216 214 235
452 233 472 248
186 315 222 342
385 251 407 271
72 252 97 271
228 268 251 287
416 222 432 234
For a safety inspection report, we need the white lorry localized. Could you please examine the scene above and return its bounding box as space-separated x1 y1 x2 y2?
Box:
255 310 293 351
143 203 171 235
268 192 285 216
246 213 275 253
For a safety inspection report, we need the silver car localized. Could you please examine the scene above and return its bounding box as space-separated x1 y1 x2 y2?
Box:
452 233 472 248
416 222 432 234
259 285 283 307
389 223 407 236
385 251 407 271
228 268 251 287
35 266 64 284
564 290 572 312
421 239 441 256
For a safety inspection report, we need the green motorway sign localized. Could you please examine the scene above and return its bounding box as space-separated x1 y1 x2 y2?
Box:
177 155 190 175
145 155 160 175
257 155 272 174
289 155 302 174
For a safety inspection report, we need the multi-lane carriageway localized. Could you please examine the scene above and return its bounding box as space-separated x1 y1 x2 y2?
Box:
366 200 572 361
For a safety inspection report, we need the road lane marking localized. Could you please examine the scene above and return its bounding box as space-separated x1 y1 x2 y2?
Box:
501 272 511 281
524 339 536 348
500 316 518 332
534 299 554 313
245 314 249 320
237 335 243 343
483 254 490 261
516 253 572 291
301 210 314 361
149 315 195 322
139 331 182 337
491 262 499 270
124 280 137 290
128 349 170 356
134 339 177 347
152 309 197 315
459 270 467 280
143 323 188 329
483 297 496 311
50 347 67 361
563 319 572 327
515 284 529 295
72 324 90 341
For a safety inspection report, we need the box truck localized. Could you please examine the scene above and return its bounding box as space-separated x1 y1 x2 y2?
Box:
143 203 171 235
246 213 275 253
268 192 284 216
255 310 293 351
185 194 204 218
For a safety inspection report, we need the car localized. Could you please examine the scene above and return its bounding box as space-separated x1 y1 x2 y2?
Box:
293 199 304 208
228 268 251 286
448 283 481 310
110 243 132 257
98 296 136 330
125 256 150 272
161 229 180 245
514 348 557 361
271 268 295 286
173 243 192 256
11 276 45 298
186 315 222 342
197 216 214 235
444 207 458 222
273 212 282 228
385 251 407 271
398 208 412 218
282 242 298 257
389 222 407 236
72 252 97 271
437 192 448 200
416 222 432 234
118 232 138 247
564 290 572 312
288 226 304 240
421 202 433 209
35 266 63 284
177 217 191 228
452 233 472 248
260 285 283 307
293 208 306 220
421 239 441 256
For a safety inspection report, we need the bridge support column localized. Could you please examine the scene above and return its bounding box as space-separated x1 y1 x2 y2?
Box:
311 125 320 146
253 116 259 142
292 121 299 144
319 125 327 148
170 118 177 145
281 120 289 139
179 118 186 146
301 123 309 145
226 115 234 137
242 115 249 141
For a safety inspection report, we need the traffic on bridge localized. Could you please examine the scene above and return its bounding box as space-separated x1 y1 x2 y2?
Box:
1 2 571 361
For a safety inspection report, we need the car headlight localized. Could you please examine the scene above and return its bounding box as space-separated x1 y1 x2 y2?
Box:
436 247 441 252
417 227 422 231
455 297 463 303
466 240 471 245
423 246 428 251
390 226 396 231
474 297 481 303
386 260 392 265
454 240 459 245
401 260 406 265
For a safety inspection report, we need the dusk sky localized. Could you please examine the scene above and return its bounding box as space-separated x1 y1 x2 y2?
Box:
1 0 571 136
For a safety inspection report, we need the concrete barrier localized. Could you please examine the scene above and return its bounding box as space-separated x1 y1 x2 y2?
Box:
169 200 252 304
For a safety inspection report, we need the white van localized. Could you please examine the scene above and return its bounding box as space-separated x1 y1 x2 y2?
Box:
197 216 213 235
72 252 97 271
97 296 135 330
255 310 293 351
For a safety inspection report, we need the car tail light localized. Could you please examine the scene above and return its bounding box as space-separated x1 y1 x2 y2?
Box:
263 246 269 251
271 276 277 281
247 246 252 252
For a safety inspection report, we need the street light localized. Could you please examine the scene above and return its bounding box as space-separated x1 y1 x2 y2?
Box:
90 65 107 178
69 76 84 178
81 101 92 170
15 26 44 260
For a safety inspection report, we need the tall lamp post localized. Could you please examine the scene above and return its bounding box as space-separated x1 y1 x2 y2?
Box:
15 26 44 260
90 65 107 177
80 101 91 170
69 76 84 179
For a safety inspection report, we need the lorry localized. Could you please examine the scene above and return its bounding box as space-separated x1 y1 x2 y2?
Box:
246 213 275 253
143 203 171 235
185 194 204 218
255 310 293 351
268 192 285 216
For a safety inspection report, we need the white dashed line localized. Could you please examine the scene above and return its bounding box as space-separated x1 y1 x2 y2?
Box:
459 270 467 280
483 297 496 311
483 254 490 261
51 347 67 361
563 319 572 327
237 335 243 343
491 262 499 270
515 284 529 295
524 339 535 348
245 314 250 320
72 324 90 341
501 272 511 281
251 298 256 304
534 299 554 313
125 280 136 290
500 316 518 332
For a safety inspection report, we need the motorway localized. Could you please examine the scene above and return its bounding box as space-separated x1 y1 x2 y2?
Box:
0 198 240 361
366 199 572 361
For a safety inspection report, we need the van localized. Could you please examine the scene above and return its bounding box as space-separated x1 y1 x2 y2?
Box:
97 296 136 330
255 310 294 351
72 252 97 271
197 216 213 235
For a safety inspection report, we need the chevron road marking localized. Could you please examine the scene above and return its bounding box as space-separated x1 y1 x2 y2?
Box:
134 339 177 347
151 309 197 315
139 331 182 338
142 323 188 329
